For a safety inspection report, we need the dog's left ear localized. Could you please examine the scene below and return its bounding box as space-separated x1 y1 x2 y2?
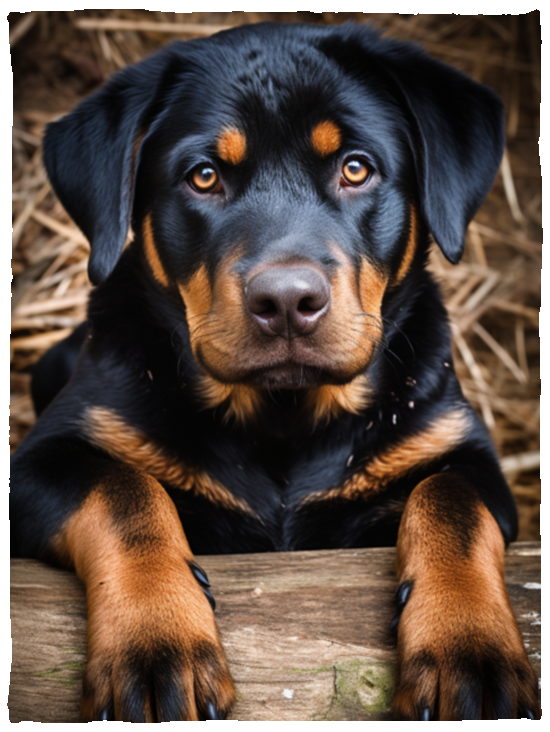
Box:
338 28 505 264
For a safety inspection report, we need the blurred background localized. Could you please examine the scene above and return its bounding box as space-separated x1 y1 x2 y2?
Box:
10 11 541 540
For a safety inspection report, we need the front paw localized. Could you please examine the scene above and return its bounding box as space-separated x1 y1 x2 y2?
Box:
80 560 235 721
391 581 540 720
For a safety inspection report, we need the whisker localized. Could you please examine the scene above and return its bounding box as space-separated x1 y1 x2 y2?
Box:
381 317 416 361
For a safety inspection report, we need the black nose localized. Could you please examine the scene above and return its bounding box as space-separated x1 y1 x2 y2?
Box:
246 266 330 337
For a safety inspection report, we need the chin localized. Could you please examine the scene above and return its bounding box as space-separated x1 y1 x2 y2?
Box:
243 363 358 390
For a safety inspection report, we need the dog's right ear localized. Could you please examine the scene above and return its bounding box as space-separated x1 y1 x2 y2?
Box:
43 45 179 285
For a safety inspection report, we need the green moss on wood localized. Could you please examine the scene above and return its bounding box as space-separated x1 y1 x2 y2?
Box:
315 658 396 720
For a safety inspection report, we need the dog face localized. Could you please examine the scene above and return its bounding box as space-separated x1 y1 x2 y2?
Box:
134 38 413 391
43 23 504 395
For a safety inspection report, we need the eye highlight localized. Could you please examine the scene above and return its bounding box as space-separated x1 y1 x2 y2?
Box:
341 158 370 187
189 165 222 193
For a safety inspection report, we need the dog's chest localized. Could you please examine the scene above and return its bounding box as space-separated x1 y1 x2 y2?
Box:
170 435 399 553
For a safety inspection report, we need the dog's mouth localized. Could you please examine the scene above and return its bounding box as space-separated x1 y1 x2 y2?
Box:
194 341 376 426
226 359 349 390
180 251 388 394
194 327 381 391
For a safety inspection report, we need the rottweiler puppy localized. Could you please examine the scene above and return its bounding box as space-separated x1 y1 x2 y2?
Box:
10 22 540 721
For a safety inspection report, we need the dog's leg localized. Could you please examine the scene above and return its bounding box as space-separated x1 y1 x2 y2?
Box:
11 441 235 721
391 472 539 720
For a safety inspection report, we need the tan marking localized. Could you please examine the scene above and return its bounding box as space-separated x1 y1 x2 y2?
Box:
311 246 387 383
304 410 471 503
54 484 235 721
176 258 262 421
179 244 388 424
142 213 169 287
392 474 539 719
178 264 214 355
392 204 418 286
197 375 264 424
82 406 254 515
396 476 505 589
306 375 372 425
358 255 388 316
53 475 195 573
131 129 147 181
217 127 247 165
179 249 248 380
311 120 342 157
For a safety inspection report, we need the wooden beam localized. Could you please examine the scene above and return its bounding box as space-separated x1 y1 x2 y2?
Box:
9 543 541 722
73 18 232 37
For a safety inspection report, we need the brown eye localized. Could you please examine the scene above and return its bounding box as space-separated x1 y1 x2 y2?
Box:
341 159 369 187
189 165 222 193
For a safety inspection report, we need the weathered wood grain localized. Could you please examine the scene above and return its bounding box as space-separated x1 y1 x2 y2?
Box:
9 543 541 722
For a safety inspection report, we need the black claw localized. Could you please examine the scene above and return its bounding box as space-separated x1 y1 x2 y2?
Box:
396 580 413 609
390 613 401 635
206 701 223 719
188 560 216 610
203 586 216 612
189 561 211 587
421 707 431 721
525 708 535 720
391 580 413 633
98 708 109 721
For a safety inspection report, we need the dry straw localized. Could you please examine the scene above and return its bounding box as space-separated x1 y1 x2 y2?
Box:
10 11 541 539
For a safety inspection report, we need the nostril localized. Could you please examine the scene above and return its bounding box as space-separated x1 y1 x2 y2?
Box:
253 298 277 316
298 295 326 314
298 299 315 314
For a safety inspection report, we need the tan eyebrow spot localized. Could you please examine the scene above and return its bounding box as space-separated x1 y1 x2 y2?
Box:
217 127 247 165
311 120 342 157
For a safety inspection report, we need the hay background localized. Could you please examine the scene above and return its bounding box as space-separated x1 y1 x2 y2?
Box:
10 11 541 540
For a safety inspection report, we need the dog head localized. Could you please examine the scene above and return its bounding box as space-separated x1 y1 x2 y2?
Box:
43 23 503 408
